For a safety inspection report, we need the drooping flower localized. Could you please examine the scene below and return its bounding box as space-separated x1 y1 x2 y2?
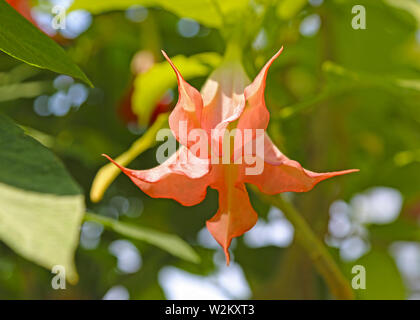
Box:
104 46 358 264
6 0 35 24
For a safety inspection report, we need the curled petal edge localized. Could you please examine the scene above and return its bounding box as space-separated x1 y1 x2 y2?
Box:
103 150 212 207
162 50 204 149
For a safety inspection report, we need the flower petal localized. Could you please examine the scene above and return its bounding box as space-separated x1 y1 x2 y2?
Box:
162 51 203 148
240 134 359 194
201 61 249 131
103 147 212 206
241 47 283 131
206 165 258 264
200 61 250 157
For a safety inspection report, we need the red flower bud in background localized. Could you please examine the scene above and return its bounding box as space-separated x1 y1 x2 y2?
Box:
118 50 171 126
6 0 34 23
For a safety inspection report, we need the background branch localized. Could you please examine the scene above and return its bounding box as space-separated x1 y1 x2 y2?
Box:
255 190 354 300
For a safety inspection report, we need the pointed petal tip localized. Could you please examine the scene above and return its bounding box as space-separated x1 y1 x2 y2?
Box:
268 46 284 66
102 154 125 172
265 47 284 67
243 46 284 102
276 46 284 57
161 49 183 82
315 168 360 181
313 168 360 184
206 221 232 266
336 168 360 175
161 49 168 60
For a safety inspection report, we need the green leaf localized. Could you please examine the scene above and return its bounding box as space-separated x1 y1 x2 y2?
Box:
84 212 201 264
384 0 420 27
0 115 84 283
70 0 153 14
0 81 52 102
276 0 307 20
0 1 92 86
0 64 41 86
70 0 249 28
370 219 420 243
132 52 221 125
0 116 82 195
323 61 420 93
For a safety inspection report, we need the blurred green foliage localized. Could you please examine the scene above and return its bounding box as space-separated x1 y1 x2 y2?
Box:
0 0 419 299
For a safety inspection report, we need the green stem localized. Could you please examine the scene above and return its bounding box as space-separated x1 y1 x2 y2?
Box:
83 212 201 264
223 39 243 63
255 190 354 300
89 113 168 202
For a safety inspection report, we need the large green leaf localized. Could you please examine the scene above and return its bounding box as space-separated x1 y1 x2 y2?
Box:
277 0 307 20
0 81 52 102
370 219 420 243
0 116 82 195
133 52 221 125
0 115 84 283
70 0 249 28
384 0 420 27
0 1 92 86
85 212 200 264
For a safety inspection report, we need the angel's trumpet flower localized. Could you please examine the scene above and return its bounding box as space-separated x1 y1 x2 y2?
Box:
105 46 358 264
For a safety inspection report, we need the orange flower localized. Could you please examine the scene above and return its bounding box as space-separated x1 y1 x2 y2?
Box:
105 47 358 264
